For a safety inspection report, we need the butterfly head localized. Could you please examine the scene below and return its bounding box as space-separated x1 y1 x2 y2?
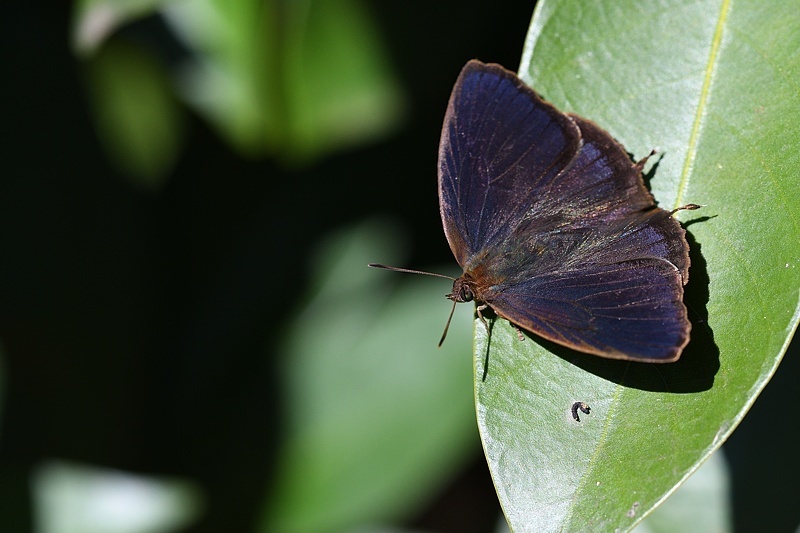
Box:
447 276 475 304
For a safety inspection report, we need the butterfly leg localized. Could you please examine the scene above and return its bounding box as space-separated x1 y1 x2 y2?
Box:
634 148 658 173
476 304 490 333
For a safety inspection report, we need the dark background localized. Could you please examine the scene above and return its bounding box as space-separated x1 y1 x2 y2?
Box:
0 1 797 532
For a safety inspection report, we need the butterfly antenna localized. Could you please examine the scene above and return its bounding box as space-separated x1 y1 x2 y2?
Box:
438 299 458 347
369 263 458 346
368 263 455 280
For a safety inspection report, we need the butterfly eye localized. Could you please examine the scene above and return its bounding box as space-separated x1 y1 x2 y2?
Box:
460 286 474 302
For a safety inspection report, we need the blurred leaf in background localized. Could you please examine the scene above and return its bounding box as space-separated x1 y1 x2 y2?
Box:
33 461 201 533
72 0 405 186
262 221 478 532
82 39 185 188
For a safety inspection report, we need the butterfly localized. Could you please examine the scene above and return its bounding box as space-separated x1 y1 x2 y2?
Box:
371 60 698 362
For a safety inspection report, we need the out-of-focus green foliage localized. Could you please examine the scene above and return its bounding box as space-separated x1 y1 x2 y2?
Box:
32 461 201 533
83 40 184 188
261 221 478 532
73 0 404 186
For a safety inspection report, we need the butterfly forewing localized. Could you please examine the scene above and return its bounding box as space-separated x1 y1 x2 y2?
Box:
438 61 580 268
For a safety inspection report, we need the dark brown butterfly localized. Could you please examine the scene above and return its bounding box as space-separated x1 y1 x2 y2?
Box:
371 60 698 362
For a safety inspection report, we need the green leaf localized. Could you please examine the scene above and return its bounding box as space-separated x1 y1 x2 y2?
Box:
636 451 731 532
83 40 184 189
32 460 201 533
73 0 403 165
475 0 800 531
262 221 477 532
164 0 404 162
277 0 406 162
71 0 162 56
162 0 278 156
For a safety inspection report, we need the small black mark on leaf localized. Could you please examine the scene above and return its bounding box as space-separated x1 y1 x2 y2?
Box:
571 401 591 422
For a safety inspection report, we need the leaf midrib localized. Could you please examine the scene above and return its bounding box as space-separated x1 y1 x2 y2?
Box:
560 1 734 530
675 0 732 209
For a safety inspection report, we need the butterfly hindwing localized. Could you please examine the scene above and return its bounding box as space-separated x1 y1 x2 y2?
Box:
482 213 690 361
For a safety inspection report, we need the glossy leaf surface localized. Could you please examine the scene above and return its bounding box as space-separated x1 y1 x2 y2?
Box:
475 1 800 531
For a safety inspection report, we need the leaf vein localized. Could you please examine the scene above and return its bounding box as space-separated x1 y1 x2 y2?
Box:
676 0 731 208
